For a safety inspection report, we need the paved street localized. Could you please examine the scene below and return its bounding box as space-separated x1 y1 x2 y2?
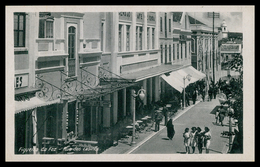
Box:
131 98 232 154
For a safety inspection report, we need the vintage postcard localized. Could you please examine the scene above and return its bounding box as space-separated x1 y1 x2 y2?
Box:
6 5 254 161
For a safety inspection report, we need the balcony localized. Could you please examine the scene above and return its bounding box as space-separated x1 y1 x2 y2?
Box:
79 38 101 54
36 38 68 61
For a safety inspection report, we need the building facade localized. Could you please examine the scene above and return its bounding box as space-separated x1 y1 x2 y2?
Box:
188 14 221 83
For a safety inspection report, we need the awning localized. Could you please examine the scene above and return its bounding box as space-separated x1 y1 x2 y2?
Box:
161 66 206 92
15 97 60 114
121 64 185 82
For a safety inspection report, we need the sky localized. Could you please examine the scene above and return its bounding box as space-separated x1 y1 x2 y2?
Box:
187 12 243 33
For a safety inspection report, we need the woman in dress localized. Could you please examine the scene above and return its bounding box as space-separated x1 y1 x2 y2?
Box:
196 127 204 154
166 119 175 140
189 127 197 154
204 127 211 154
183 128 190 154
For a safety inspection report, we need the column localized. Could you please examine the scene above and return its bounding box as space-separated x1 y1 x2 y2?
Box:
143 12 148 50
77 101 84 137
62 99 68 140
148 77 153 104
112 91 118 125
110 12 118 76
103 94 111 128
132 12 136 51
123 88 126 117
154 76 160 102
28 13 38 88
32 108 38 154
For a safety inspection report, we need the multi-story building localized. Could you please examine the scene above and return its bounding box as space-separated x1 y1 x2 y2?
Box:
188 14 220 83
14 12 108 154
14 11 206 154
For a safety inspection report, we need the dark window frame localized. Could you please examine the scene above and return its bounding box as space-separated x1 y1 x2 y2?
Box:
14 12 26 47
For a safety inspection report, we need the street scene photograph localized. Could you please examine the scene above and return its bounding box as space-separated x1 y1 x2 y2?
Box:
6 6 254 161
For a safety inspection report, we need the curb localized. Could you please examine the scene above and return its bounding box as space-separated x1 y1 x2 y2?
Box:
125 101 201 154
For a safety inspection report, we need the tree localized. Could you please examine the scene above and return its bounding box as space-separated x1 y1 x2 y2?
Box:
219 54 243 153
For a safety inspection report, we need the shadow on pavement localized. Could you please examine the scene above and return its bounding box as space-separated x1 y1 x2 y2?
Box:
161 137 170 140
176 151 187 154
208 149 223 154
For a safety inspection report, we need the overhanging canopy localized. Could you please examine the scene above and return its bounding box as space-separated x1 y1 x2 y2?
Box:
161 66 206 92
15 97 60 114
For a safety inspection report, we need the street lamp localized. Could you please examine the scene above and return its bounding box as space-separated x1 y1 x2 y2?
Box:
131 88 146 145
183 74 192 109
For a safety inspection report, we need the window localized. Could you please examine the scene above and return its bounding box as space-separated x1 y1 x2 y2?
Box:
14 13 26 47
169 45 171 62
177 44 179 59
147 27 150 50
181 43 183 59
165 45 167 63
173 44 175 60
185 43 187 58
136 26 143 50
160 45 163 63
118 24 123 52
136 27 138 50
39 12 54 38
191 38 195 53
139 27 143 50
68 26 76 59
160 17 163 32
101 22 104 51
169 19 171 32
165 13 167 38
126 25 130 51
152 28 155 49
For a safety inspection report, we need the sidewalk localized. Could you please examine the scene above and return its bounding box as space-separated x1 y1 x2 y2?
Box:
101 101 201 154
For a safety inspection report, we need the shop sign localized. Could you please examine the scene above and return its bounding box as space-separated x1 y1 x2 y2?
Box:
136 12 144 23
14 74 28 88
119 12 132 22
147 12 156 24
221 44 241 52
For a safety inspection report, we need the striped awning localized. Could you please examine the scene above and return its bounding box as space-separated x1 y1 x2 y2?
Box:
15 97 60 114
161 66 206 92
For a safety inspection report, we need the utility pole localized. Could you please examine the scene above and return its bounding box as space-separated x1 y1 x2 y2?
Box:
208 12 220 83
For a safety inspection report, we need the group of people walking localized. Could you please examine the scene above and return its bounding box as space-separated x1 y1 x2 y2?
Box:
165 118 212 154
183 126 211 154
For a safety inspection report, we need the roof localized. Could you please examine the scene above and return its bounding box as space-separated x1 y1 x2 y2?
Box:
188 15 206 25
228 32 243 39
172 12 183 22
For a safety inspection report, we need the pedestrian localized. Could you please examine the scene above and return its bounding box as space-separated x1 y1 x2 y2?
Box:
183 128 190 154
196 127 204 154
185 92 190 107
163 106 168 126
201 88 206 102
192 89 197 105
154 110 163 132
218 106 225 126
189 127 197 153
166 119 175 140
215 107 220 124
208 86 213 101
204 127 211 154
